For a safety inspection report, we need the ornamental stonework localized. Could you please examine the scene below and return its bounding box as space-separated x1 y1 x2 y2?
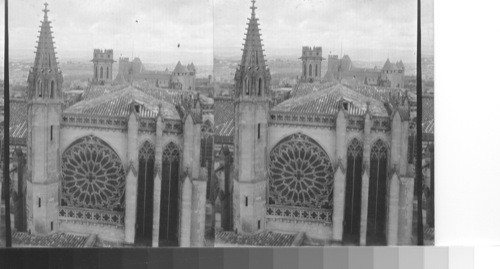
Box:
61 135 126 212
268 133 334 209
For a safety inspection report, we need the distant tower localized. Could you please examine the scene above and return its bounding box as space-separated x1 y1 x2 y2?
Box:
171 61 197 91
92 49 115 84
25 3 63 235
300 46 324 83
232 0 271 234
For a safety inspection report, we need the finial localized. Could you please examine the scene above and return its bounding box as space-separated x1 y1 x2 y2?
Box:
43 3 49 19
250 0 257 17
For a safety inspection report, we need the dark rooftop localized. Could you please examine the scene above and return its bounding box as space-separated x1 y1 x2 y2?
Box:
12 232 91 248
273 84 389 117
213 97 234 143
215 230 297 246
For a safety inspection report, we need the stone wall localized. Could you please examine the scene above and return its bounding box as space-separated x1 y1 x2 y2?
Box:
59 221 124 242
266 219 332 242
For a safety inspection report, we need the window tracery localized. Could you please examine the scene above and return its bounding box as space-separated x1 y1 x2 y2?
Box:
61 136 125 212
367 139 389 243
268 133 333 209
139 141 155 160
163 142 181 162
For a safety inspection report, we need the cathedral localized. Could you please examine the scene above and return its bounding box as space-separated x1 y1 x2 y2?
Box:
5 3 215 247
3 1 419 247
214 0 416 246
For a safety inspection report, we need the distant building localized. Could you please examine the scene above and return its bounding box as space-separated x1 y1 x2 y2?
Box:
114 58 197 90
91 49 115 85
300 46 324 83
324 55 405 88
380 59 405 88
170 61 196 91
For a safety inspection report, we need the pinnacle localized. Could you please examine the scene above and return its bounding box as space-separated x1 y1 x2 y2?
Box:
33 3 59 72
239 0 267 68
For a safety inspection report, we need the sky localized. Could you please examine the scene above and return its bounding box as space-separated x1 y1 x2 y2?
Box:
0 0 433 66
214 0 434 63
1 0 214 66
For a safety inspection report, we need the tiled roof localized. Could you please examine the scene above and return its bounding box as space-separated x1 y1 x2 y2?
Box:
72 84 214 118
214 97 234 142
272 84 389 117
423 119 434 136
291 81 338 98
9 99 28 141
422 94 434 135
348 85 407 105
65 86 180 119
81 84 128 100
215 230 297 246
12 232 90 248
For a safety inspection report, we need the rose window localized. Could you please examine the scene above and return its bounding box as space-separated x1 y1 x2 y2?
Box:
62 135 125 212
268 133 334 209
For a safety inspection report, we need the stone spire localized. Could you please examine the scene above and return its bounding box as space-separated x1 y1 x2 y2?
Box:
234 0 271 98
27 2 63 101
240 0 266 69
33 3 59 72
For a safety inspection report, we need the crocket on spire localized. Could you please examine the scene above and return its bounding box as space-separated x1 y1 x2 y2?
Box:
240 0 266 69
33 2 59 72
28 2 63 101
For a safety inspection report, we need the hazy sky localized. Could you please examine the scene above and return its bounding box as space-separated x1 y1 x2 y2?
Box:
2 0 214 65
0 0 433 65
214 0 434 63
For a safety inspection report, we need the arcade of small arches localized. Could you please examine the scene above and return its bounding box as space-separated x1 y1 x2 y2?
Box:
267 133 391 245
95 66 111 80
36 79 58 98
243 76 264 96
303 63 320 78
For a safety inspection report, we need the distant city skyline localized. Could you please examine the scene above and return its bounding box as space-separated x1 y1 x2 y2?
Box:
1 0 214 66
214 0 433 63
0 0 433 67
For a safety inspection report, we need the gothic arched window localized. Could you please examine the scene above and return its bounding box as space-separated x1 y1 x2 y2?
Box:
106 67 109 79
367 139 389 244
344 138 363 241
159 142 181 246
95 66 98 79
37 80 42 97
136 141 155 242
309 64 312 77
201 121 214 200
268 133 333 209
245 78 249 95
303 63 307 77
315 64 318 77
50 81 55 98
252 78 256 95
100 66 103 79
61 136 125 211
258 78 262 96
